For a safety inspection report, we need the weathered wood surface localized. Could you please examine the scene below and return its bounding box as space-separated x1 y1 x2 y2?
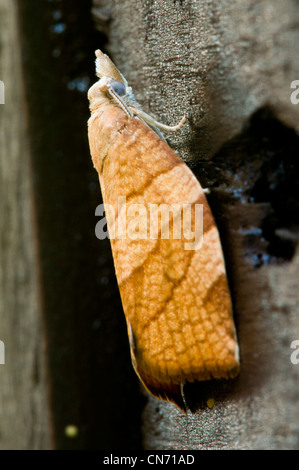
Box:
92 0 299 449
15 0 144 450
0 0 51 450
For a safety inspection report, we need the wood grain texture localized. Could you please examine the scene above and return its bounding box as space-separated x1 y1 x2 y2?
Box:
88 54 239 410
0 0 51 449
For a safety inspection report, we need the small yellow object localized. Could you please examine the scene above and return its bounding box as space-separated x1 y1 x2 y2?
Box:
65 425 79 438
207 398 215 409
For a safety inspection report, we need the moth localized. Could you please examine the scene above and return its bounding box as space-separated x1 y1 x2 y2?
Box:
87 50 240 411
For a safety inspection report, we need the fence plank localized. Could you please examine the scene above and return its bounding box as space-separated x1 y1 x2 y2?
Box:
0 0 51 450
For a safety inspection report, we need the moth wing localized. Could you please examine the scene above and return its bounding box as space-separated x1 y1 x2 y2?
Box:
89 105 239 410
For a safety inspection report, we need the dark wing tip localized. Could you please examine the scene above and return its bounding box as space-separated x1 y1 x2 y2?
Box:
141 374 187 412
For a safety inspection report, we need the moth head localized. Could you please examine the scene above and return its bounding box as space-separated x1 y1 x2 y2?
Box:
98 77 126 97
88 49 137 114
88 49 186 137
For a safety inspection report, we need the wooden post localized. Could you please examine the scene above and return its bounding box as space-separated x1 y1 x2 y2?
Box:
0 0 51 450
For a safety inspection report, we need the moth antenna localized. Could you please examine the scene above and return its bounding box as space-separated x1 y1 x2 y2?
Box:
129 106 186 132
107 86 133 117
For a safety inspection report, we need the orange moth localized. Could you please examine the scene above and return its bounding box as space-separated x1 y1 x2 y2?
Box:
87 50 240 411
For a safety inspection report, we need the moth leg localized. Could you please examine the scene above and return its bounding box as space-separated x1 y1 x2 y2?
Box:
130 106 186 133
202 188 210 194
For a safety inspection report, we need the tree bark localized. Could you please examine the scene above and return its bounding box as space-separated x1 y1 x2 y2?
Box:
92 0 299 449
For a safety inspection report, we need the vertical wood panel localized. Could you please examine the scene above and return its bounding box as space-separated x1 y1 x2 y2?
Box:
0 0 51 450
